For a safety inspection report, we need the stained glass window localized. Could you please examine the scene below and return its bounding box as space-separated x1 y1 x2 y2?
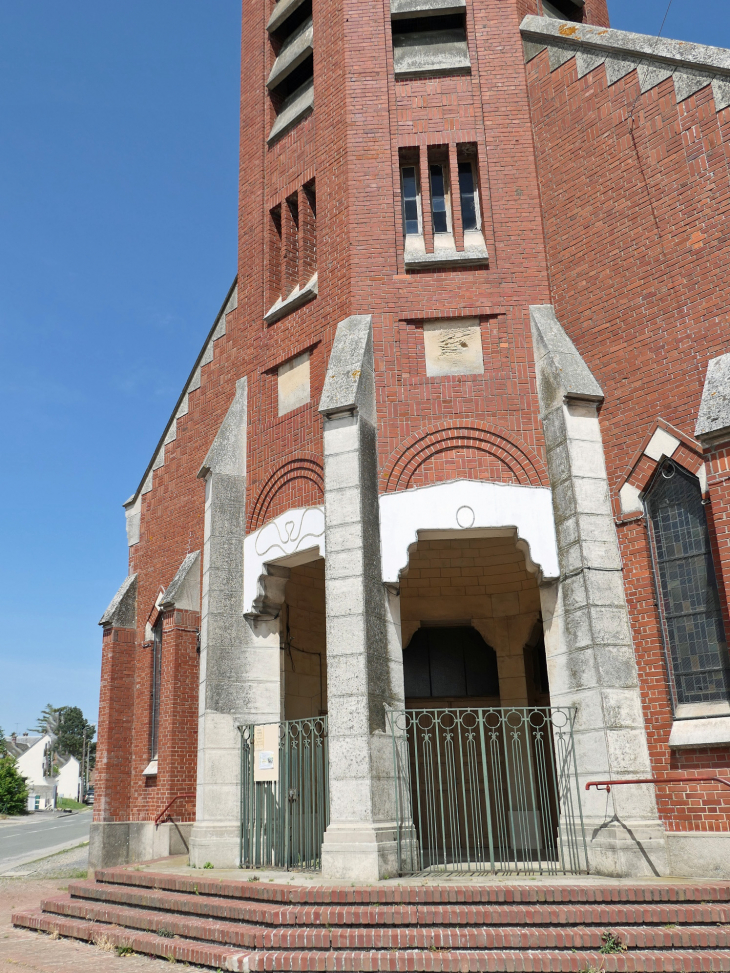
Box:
646 462 730 705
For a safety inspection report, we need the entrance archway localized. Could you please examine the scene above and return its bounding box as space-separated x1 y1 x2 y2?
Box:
391 533 584 875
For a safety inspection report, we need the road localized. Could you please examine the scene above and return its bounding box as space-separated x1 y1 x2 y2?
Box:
0 810 91 874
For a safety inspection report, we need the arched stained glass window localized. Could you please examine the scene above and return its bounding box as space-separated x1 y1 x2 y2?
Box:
646 461 730 706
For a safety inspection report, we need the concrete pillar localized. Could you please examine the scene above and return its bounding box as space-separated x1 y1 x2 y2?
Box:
318 315 406 881
531 305 669 877
188 378 281 868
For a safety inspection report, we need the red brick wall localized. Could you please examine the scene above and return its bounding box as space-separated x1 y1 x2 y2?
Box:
96 0 620 829
525 47 730 830
94 626 135 823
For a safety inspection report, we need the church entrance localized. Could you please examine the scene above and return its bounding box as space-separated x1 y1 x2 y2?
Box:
389 533 587 875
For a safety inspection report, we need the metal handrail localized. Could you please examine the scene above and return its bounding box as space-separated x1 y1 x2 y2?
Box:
154 792 195 827
586 776 730 794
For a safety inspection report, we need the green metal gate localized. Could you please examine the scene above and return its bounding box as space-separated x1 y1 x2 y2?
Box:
240 716 329 870
387 706 587 875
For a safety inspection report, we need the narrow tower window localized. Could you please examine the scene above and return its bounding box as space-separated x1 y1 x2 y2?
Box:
458 161 480 231
150 618 163 759
429 163 450 234
646 462 730 706
401 165 422 236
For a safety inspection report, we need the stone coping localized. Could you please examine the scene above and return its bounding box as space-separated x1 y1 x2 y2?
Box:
92 860 730 898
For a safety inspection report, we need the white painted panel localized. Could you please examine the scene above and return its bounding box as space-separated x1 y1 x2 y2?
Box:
644 428 680 462
243 505 325 613
379 480 559 583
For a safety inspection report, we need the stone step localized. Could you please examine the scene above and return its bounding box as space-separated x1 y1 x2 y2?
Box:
38 894 730 951
10 910 730 972
65 881 730 928
94 869 730 905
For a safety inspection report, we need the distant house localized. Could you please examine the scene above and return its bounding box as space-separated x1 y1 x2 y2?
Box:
4 733 80 809
56 754 81 802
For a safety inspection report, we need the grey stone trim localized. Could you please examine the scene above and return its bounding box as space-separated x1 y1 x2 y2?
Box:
89 821 191 868
198 378 248 480
268 79 314 145
264 273 318 325
532 304 668 877
123 495 141 547
161 551 201 612
695 353 730 442
125 278 238 508
520 15 730 111
666 832 730 879
391 0 466 20
267 0 307 33
319 314 406 880
99 574 138 629
267 18 313 90
319 315 376 423
404 245 489 270
530 305 603 405
393 30 470 78
668 715 730 748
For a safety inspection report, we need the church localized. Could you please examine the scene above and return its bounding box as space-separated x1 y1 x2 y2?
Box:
90 0 730 881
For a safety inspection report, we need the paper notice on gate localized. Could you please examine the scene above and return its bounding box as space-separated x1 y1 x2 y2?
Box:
253 723 279 781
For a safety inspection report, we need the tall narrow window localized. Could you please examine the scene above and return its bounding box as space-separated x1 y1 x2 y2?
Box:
429 163 450 234
458 160 480 231
646 462 730 706
150 619 162 759
401 165 421 236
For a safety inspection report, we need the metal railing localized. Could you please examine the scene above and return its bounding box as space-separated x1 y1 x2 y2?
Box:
387 706 587 876
587 775 730 792
240 716 329 870
154 793 196 827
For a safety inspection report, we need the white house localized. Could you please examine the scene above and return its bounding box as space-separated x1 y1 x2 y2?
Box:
5 733 56 810
56 755 81 802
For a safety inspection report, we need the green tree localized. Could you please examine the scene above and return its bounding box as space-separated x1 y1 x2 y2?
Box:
56 707 95 764
0 757 28 815
33 704 61 738
0 727 7 757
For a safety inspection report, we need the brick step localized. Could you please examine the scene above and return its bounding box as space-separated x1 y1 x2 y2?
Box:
94 869 730 905
10 910 730 972
10 910 251 972
38 894 730 951
65 881 730 928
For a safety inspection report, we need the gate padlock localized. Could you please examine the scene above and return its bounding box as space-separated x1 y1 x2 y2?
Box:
288 788 298 802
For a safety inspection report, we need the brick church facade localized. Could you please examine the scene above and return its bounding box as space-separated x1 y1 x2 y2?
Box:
91 0 730 879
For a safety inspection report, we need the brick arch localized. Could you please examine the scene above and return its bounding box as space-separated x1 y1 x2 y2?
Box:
381 421 548 493
248 455 324 532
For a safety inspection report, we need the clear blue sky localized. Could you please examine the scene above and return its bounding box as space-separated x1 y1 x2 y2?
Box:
0 0 727 738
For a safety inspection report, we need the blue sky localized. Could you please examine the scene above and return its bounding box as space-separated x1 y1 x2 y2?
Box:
0 0 727 738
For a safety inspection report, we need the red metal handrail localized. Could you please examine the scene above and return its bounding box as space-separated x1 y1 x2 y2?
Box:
586 776 730 794
154 792 196 827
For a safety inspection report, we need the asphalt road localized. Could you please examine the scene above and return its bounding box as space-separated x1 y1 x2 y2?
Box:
0 809 91 873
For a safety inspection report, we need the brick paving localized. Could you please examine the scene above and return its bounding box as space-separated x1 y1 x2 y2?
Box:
0 878 159 972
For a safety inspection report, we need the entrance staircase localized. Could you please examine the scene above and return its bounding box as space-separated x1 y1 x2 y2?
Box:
12 869 730 971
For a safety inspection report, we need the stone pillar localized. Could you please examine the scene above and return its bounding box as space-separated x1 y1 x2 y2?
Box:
531 305 669 877
90 575 138 868
318 315 406 881
189 378 281 868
